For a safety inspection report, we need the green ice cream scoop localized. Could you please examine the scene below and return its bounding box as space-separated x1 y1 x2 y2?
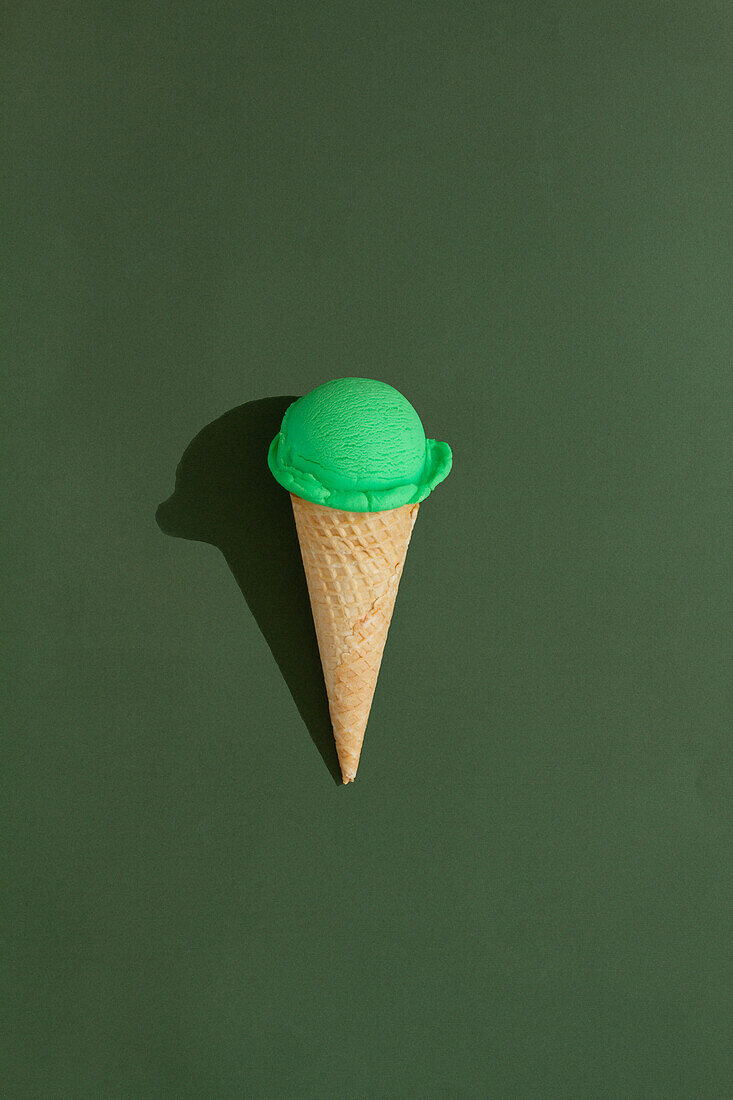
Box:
267 377 452 512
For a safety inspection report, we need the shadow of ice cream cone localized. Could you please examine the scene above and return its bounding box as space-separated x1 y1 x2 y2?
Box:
156 396 341 784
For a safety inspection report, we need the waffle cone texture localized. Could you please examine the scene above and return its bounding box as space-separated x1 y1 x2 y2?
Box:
290 493 418 783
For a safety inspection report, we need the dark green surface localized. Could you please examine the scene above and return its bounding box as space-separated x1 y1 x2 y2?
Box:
4 3 733 1097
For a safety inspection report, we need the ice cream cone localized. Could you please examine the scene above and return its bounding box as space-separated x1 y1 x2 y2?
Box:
267 378 451 783
290 493 418 783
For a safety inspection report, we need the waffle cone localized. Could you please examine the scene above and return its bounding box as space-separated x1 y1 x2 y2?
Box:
290 493 418 783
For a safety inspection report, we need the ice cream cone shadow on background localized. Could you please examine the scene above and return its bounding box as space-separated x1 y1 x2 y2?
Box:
156 396 341 784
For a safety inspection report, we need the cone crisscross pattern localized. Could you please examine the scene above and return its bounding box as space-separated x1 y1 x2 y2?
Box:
290 494 418 782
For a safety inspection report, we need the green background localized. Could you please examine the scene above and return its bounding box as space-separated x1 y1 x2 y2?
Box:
4 2 733 1096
